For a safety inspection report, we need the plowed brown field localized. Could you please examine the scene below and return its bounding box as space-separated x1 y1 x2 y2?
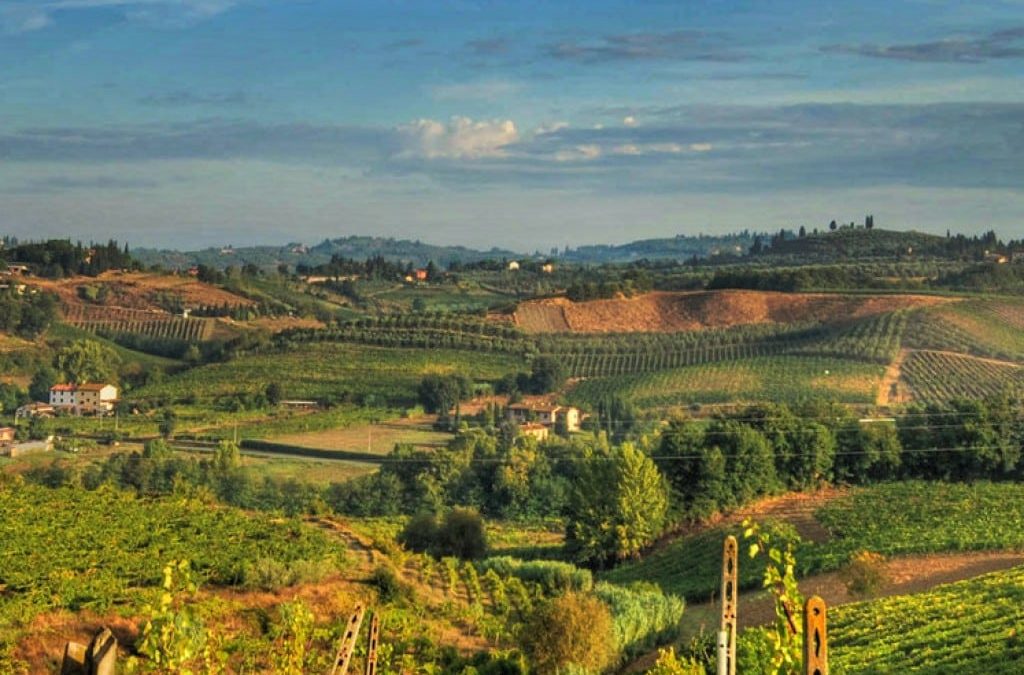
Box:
514 290 951 333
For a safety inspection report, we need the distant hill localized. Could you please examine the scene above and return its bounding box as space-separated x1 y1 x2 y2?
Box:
133 236 523 271
757 227 993 262
563 232 759 263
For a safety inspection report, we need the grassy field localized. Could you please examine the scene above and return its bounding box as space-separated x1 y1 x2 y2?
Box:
568 355 884 410
831 564 1024 673
604 482 1024 602
271 418 450 454
135 343 521 407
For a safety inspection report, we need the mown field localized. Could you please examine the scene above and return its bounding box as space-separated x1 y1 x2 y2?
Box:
831 564 1024 673
568 355 885 410
604 482 1024 602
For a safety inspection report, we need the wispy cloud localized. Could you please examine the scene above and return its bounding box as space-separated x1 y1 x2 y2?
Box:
429 80 520 102
546 30 744 64
465 37 509 55
823 26 1024 63
10 174 160 193
138 90 251 107
1 0 244 33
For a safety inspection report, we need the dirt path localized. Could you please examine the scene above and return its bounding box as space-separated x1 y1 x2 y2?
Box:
648 487 847 553
877 348 909 406
679 550 1024 637
624 549 1024 673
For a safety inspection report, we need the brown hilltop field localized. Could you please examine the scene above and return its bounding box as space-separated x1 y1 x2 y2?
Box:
30 271 254 312
514 289 953 334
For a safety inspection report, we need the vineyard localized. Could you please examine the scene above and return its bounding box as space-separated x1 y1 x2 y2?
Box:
830 564 1024 673
0 483 342 654
135 342 522 407
605 482 1024 602
62 303 214 341
567 355 884 409
899 350 1024 404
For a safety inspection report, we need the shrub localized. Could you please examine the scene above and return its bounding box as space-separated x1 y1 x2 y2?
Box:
436 508 488 559
841 550 888 597
242 557 334 591
520 592 617 675
370 564 410 603
398 512 440 553
648 648 706 675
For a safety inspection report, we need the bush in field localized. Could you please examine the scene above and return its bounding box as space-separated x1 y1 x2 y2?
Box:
520 592 617 675
841 551 888 597
436 508 488 559
593 581 686 658
242 557 335 591
647 648 706 675
369 564 411 603
398 508 488 559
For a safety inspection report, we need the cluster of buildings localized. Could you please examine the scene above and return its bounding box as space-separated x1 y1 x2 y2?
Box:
508 402 581 441
15 383 118 419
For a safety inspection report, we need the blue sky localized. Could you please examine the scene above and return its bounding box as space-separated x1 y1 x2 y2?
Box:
1 0 1022 250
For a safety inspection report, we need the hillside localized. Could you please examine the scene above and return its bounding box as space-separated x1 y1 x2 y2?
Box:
514 290 949 334
30 271 253 312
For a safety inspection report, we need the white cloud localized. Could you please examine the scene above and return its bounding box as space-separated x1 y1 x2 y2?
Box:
623 115 638 127
535 121 569 135
1 5 52 33
430 80 521 102
690 143 713 152
397 116 519 160
554 144 602 162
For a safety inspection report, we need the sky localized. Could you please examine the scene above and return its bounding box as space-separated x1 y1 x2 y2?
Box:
0 0 1022 251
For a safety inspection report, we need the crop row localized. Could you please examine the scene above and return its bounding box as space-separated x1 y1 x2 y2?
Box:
901 350 1024 405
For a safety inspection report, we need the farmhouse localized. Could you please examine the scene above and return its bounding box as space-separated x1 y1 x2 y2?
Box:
15 402 54 419
49 383 118 415
508 403 581 433
414 268 429 281
541 263 555 274
507 261 521 271
0 426 15 444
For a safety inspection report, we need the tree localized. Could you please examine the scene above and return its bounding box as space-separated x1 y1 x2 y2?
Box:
55 339 120 384
529 356 566 394
417 373 472 415
29 365 57 402
265 382 283 406
520 592 617 675
829 219 838 231
435 507 488 559
798 225 807 238
158 408 177 439
213 440 242 473
566 443 668 566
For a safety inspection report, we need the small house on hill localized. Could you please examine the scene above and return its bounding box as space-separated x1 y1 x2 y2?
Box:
49 383 118 415
508 403 581 433
519 422 550 441
15 402 54 419
507 261 520 271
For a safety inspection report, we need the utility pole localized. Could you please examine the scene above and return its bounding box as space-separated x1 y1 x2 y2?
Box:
718 535 738 675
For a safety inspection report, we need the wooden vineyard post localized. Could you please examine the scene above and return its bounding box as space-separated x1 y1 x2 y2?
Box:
804 596 828 675
364 614 381 675
718 535 738 675
330 604 366 675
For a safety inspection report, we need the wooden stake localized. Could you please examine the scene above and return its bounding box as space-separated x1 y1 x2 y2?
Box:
719 535 738 675
330 604 366 675
804 595 828 675
364 614 381 675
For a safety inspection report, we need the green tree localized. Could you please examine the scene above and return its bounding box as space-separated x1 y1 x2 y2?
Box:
265 382 283 406
158 408 177 439
29 365 57 402
566 443 668 566
529 356 566 394
55 339 120 384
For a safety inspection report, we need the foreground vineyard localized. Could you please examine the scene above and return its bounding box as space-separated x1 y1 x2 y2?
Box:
605 482 1024 601
831 565 1024 673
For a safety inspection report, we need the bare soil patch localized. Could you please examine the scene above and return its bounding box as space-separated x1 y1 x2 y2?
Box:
32 271 253 311
515 290 951 334
876 348 910 407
